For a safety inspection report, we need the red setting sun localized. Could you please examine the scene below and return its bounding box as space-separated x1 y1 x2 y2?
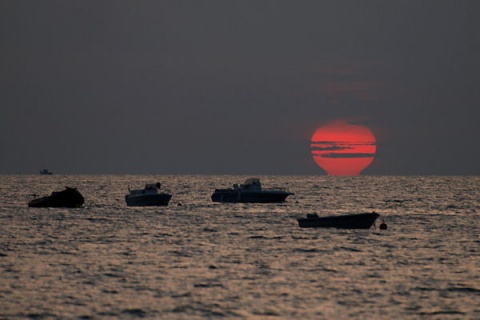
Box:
311 120 376 176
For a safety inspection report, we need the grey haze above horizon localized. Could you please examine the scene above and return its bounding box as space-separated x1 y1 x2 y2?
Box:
1 1 479 175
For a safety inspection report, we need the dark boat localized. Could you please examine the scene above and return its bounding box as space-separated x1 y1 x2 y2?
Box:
211 178 293 203
28 187 84 208
297 212 380 229
125 182 172 206
39 169 53 175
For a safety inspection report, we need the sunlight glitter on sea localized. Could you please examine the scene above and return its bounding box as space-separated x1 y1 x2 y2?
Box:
0 175 479 319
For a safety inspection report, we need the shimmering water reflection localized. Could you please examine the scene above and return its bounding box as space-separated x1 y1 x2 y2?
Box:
0 175 479 319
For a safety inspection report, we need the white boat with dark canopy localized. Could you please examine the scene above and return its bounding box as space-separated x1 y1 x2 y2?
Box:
211 178 293 203
125 183 172 207
297 212 380 229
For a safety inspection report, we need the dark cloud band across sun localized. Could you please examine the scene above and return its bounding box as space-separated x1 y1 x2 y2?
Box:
319 153 377 159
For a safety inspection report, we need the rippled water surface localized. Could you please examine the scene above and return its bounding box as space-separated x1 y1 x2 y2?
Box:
1 175 479 319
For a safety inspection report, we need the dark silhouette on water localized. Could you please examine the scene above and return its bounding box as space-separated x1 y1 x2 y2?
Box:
211 178 293 203
297 212 380 229
28 187 84 208
125 182 172 206
379 220 388 230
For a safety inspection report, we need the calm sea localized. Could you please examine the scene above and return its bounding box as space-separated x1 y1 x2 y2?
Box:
0 175 479 319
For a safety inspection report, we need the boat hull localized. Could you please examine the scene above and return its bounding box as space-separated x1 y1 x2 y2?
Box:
125 194 172 206
297 212 380 229
28 188 84 208
211 190 292 203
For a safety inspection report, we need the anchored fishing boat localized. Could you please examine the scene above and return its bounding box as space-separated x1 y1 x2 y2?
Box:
297 212 380 229
125 182 172 206
211 178 293 203
28 187 84 208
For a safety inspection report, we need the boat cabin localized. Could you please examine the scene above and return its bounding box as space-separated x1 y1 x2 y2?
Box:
239 178 262 191
128 183 161 195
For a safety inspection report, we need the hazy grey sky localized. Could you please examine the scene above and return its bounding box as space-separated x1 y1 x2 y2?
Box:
1 1 479 175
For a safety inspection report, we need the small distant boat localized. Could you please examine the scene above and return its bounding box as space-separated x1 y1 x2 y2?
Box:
297 212 380 229
28 187 84 208
125 182 172 207
211 178 293 203
39 169 53 175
